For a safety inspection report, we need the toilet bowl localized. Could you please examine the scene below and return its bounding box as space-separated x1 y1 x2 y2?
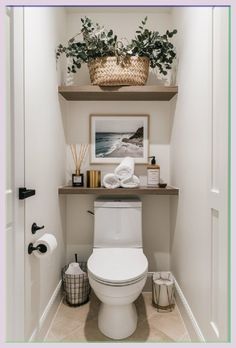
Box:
88 197 148 339
88 247 148 339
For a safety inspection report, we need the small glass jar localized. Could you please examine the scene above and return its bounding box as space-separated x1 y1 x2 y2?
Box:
72 169 84 187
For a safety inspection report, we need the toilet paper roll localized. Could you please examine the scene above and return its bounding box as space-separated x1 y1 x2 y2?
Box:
153 272 175 307
33 233 57 258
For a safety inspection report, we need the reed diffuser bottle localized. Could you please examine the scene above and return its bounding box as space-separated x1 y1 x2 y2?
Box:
70 144 89 187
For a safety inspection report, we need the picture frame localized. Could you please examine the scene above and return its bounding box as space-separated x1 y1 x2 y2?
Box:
90 114 149 164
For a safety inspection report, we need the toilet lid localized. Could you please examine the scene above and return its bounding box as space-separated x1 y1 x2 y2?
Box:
88 248 148 284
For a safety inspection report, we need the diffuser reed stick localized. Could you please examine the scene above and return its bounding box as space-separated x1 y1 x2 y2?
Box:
70 144 89 175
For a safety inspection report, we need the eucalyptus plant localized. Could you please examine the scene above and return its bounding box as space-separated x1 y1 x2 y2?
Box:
126 16 177 75
56 16 177 76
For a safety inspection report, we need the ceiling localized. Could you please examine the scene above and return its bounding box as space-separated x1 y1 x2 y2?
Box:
65 6 173 14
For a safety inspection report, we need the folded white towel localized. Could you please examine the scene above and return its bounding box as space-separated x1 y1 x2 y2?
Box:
103 173 121 189
114 157 135 180
65 262 85 275
121 175 140 188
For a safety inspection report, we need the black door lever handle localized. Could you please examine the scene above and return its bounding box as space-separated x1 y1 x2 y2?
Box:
19 187 36 200
31 223 45 234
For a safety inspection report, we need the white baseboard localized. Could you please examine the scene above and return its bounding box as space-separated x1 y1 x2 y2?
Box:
173 276 205 342
29 280 62 342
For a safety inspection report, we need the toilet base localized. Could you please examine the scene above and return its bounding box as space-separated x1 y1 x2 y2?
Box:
98 302 137 340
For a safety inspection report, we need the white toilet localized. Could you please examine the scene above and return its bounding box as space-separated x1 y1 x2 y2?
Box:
87 197 148 340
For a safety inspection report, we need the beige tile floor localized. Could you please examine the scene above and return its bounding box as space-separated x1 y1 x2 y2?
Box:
45 292 191 343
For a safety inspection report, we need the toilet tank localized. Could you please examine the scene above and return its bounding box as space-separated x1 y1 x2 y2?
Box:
94 197 142 248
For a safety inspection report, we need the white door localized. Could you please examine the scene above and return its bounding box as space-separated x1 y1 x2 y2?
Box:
208 7 229 341
5 7 25 341
6 7 66 341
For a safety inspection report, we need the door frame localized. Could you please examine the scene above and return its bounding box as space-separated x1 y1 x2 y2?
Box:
8 7 25 341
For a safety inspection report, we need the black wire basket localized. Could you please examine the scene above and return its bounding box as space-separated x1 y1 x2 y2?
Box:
62 258 91 307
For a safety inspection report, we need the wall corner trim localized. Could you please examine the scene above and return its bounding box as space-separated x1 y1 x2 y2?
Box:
174 276 205 342
29 280 62 342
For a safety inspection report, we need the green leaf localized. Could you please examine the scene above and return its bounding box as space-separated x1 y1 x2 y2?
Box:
78 52 87 60
108 30 113 37
142 16 148 25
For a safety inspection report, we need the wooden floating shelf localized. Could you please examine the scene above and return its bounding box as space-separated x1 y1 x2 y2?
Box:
58 185 179 195
58 85 178 101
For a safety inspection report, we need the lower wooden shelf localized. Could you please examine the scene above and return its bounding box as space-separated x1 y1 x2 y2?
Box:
58 185 179 195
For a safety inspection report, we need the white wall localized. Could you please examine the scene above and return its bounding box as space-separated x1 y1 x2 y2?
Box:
62 10 174 274
170 7 229 342
24 8 67 340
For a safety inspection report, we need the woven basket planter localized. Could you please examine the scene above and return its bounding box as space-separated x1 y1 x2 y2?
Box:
88 56 149 86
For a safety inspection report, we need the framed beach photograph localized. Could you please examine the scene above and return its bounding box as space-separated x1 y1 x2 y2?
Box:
90 114 149 164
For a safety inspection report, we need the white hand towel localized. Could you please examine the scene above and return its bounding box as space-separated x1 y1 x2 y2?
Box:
114 157 135 180
65 262 85 275
103 173 121 189
120 175 140 188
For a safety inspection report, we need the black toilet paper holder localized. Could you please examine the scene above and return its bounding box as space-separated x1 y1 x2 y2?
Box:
28 243 47 255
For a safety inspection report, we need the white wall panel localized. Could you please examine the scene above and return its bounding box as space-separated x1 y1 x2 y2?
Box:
24 7 67 340
170 7 229 342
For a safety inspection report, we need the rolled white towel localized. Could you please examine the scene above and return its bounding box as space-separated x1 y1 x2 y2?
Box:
121 175 140 188
103 173 121 189
114 157 135 180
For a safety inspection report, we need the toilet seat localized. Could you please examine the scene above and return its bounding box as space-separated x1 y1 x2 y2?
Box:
88 272 147 287
88 248 148 286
